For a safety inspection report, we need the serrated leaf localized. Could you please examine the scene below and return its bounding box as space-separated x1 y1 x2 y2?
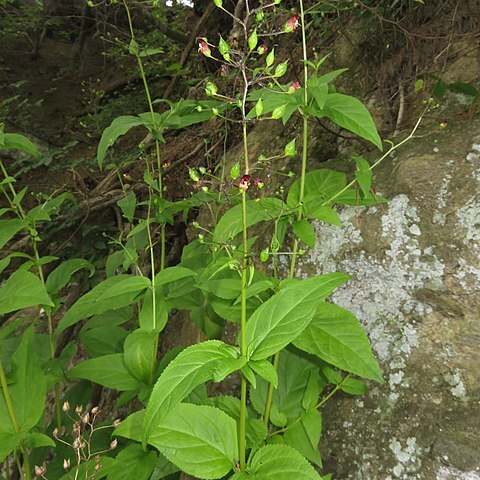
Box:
0 270 53 315
292 220 316 248
142 341 245 446
97 116 147 169
244 444 322 480
246 273 349 360
248 359 278 387
98 276 150 302
322 93 382 150
294 303 383 383
149 404 237 479
117 192 137 223
302 201 341 226
69 353 142 391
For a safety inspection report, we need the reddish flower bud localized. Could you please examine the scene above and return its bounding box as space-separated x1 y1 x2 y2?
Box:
239 175 251 191
198 40 211 57
162 160 170 169
288 80 301 94
254 178 265 189
257 44 268 55
284 16 300 33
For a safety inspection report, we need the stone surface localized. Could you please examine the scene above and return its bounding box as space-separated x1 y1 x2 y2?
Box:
293 117 480 479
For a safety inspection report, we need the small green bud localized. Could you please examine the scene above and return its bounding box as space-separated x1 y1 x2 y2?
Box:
205 81 218 96
271 104 287 119
275 61 288 78
260 248 270 262
266 49 275 67
230 162 240 179
248 29 258 51
192 221 200 228
255 98 264 117
189 168 200 182
284 138 296 156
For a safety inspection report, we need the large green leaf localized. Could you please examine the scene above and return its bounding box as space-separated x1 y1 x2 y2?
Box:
284 409 322 467
142 341 245 446
213 198 286 244
245 274 349 360
294 303 383 383
0 327 46 462
2 133 39 156
69 353 142 391
0 270 53 315
322 93 382 150
149 403 238 479
105 444 157 480
56 275 138 335
250 350 320 425
155 266 197 286
45 258 95 294
123 329 157 384
233 444 322 480
0 219 27 249
97 115 147 169
98 276 150 301
287 169 346 208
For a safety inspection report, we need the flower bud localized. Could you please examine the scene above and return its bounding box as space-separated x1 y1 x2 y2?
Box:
257 44 268 55
284 16 300 33
288 80 301 94
198 40 211 57
254 178 265 189
239 175 251 191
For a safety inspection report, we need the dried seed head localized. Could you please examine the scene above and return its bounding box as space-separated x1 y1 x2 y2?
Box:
94 454 100 463
75 405 83 415
53 427 59 438
34 465 46 476
72 437 82 450
82 412 90 424
62 401 70 412
91 406 99 415
95 463 101 472
110 439 118 450
63 458 71 470
113 418 121 428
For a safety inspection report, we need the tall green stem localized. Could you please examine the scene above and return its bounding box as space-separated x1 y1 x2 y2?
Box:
264 0 310 427
124 1 165 380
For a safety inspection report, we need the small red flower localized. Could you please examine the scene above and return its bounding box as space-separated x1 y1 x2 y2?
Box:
123 171 131 180
288 80 301 94
239 175 251 191
162 160 170 169
257 44 268 55
198 40 211 57
284 16 300 33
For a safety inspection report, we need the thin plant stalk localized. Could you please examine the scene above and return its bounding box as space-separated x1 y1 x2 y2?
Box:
123 1 165 381
264 0 310 426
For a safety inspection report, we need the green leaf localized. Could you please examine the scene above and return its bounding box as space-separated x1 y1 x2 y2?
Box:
292 220 316 248
98 276 150 302
80 325 127 358
105 444 157 480
354 156 372 197
294 303 383 383
149 404 238 479
139 286 168 332
0 327 46 449
23 432 55 449
143 341 245 446
246 274 349 360
322 93 382 150
114 410 145 442
117 192 137 223
243 444 322 480
308 77 329 110
213 198 286 244
0 270 53 315
284 138 296 157
248 29 258 51
448 81 479 97
155 266 197 286
46 258 95 294
0 431 20 463
69 354 142 391
287 169 346 208
56 275 139 335
249 350 320 425
123 329 157 384
284 410 322 467
2 133 39 156
97 116 147 169
248 359 278 387
0 219 27 249
340 377 368 395
302 202 341 226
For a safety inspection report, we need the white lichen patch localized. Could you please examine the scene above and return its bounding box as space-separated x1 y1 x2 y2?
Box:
443 370 467 398
437 466 480 480
456 200 480 245
387 437 422 479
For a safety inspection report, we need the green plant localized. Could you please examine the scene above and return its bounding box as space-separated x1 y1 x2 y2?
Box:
0 1 427 479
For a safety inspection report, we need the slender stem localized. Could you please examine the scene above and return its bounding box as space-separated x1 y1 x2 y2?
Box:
264 0 310 427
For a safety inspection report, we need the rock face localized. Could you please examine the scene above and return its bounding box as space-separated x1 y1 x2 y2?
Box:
294 117 480 479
